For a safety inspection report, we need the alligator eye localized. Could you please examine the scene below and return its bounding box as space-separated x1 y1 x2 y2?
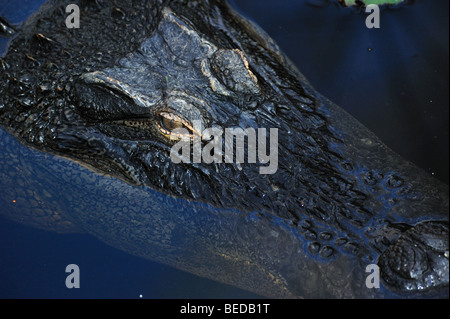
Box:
157 112 198 140
161 115 184 131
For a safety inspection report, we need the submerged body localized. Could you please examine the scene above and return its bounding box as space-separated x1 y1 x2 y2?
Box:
0 0 448 298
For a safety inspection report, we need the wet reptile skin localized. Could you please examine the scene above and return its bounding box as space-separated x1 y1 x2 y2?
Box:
0 0 448 298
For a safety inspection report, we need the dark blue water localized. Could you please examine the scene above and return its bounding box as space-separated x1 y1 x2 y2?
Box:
233 0 449 184
0 0 448 298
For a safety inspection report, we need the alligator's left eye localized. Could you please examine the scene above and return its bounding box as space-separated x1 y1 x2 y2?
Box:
160 114 184 131
156 112 198 140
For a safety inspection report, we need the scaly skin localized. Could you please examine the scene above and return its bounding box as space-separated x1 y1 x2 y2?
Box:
0 0 448 298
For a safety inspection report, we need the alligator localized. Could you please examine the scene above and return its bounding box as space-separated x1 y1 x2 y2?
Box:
0 0 448 298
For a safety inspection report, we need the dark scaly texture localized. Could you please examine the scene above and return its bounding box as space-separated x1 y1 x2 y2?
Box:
0 0 448 297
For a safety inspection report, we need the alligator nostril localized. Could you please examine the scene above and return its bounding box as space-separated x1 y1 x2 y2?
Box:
385 237 428 280
378 221 449 293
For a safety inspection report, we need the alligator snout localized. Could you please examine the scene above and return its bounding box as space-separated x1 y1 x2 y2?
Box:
378 221 449 293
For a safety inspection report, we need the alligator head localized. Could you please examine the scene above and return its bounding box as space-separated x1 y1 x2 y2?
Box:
0 0 448 297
